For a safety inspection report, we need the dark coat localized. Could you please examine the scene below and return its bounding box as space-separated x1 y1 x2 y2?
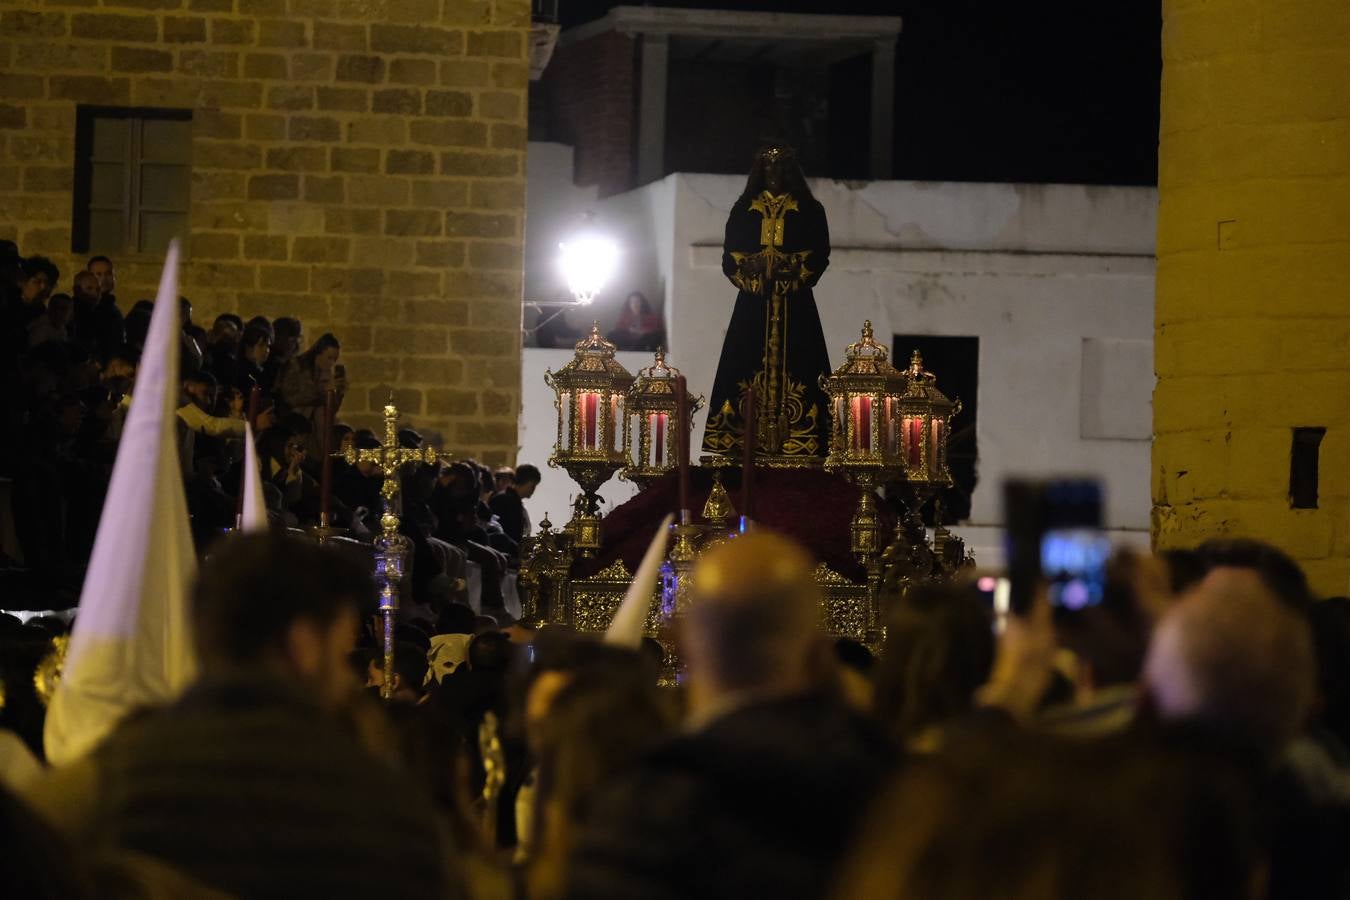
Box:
78 676 459 900
565 692 893 900
489 487 527 545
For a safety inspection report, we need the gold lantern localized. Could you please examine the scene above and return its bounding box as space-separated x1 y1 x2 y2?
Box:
875 348 969 602
621 349 703 489
820 321 909 564
896 349 961 507
544 324 635 555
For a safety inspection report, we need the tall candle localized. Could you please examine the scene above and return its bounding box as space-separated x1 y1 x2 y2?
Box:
740 385 756 520
852 395 873 452
582 392 599 449
906 417 923 467
651 412 667 466
675 375 690 516
885 397 897 454
319 387 336 526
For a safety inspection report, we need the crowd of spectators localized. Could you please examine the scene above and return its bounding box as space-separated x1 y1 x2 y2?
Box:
3 520 1349 898
0 239 541 618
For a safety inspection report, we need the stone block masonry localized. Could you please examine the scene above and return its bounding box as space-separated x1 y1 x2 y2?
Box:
1154 0 1350 596
0 0 530 466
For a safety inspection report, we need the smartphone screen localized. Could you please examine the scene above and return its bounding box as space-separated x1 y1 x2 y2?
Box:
1003 477 1106 616
1041 528 1111 611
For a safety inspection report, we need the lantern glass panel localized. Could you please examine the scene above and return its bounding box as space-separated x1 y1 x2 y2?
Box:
649 412 669 466
560 391 572 451
905 416 922 467
850 395 875 453
578 392 600 450
884 397 898 456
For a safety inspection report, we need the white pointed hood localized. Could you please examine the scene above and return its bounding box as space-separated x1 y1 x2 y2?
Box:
605 513 673 647
240 420 268 532
45 241 198 765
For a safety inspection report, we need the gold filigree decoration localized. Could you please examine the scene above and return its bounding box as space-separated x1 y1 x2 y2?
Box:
703 370 819 457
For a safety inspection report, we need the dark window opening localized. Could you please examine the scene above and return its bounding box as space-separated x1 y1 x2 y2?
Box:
72 106 192 256
892 334 979 525
1290 427 1325 510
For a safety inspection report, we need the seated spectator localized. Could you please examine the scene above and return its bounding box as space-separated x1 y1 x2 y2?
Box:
69 271 123 357
565 531 892 900
202 315 240 376
332 430 384 529
24 533 457 900
177 371 248 439
123 301 153 350
27 293 73 347
262 316 302 392
608 292 664 351
86 255 116 307
277 333 345 427
491 463 540 545
230 325 271 393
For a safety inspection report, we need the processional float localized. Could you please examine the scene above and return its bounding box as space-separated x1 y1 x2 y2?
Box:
518 321 973 660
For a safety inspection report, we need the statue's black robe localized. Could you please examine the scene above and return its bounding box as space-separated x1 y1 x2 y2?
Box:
701 192 832 458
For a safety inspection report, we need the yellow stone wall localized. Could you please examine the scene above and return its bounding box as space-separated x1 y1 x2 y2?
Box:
1154 0 1350 595
0 0 529 464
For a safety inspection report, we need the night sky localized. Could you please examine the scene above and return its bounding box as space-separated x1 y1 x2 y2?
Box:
556 0 1162 186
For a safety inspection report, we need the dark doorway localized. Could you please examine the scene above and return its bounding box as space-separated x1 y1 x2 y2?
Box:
892 334 979 524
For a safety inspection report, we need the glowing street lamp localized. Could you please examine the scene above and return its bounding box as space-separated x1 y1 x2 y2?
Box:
558 232 619 305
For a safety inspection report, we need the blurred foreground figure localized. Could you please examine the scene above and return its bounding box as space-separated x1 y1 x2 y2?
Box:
1143 567 1315 758
833 734 1263 900
27 534 460 900
565 530 890 900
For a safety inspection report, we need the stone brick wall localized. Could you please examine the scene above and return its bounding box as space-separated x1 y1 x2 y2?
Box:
0 0 530 465
1154 0 1350 594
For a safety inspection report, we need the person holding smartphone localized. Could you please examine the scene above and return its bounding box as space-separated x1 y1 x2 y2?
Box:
277 332 347 448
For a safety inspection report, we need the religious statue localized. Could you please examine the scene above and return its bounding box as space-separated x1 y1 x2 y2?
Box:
702 145 833 460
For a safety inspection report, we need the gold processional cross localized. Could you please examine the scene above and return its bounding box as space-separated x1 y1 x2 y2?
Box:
342 398 440 699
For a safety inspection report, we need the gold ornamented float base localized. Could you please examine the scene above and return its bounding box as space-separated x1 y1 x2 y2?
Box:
699 453 825 470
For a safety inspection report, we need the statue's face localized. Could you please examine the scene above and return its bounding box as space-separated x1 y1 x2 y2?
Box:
764 157 786 193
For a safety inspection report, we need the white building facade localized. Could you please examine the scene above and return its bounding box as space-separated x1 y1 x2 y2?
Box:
520 142 1157 564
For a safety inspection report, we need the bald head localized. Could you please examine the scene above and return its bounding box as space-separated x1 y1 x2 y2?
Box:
1143 567 1314 755
683 531 823 702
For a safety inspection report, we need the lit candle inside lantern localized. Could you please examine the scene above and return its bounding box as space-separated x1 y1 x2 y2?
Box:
906 416 923 467
885 398 897 455
930 418 942 469
851 395 873 452
581 392 599 449
651 412 667 466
